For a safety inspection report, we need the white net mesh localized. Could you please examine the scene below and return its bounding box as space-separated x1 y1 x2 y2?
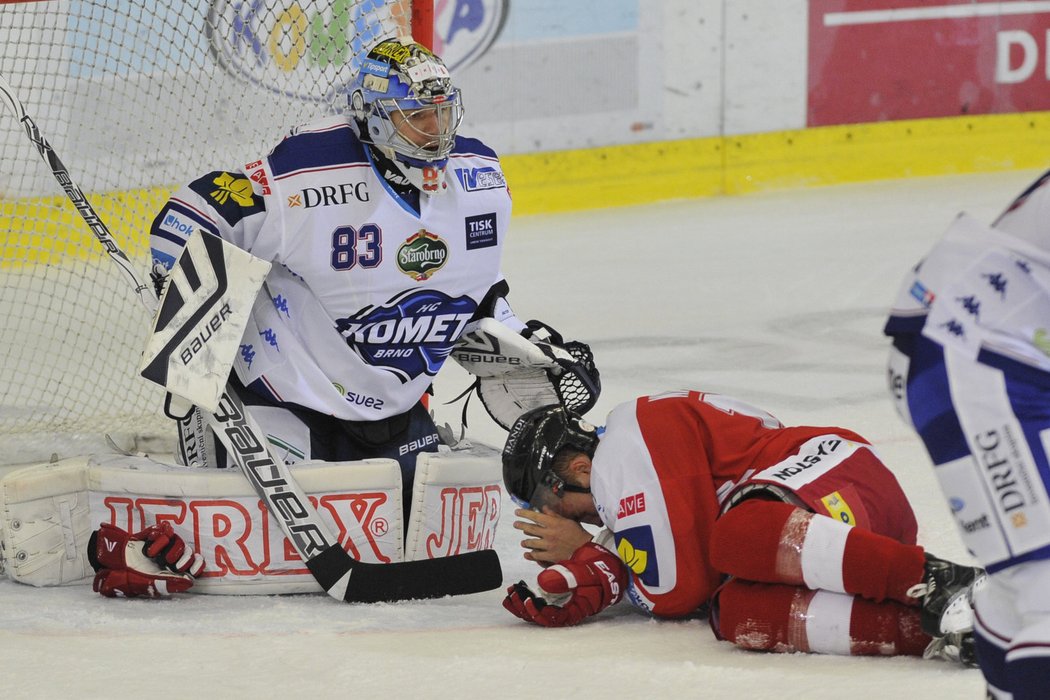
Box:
0 0 413 464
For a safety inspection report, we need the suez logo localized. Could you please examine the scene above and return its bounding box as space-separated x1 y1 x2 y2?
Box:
287 182 370 208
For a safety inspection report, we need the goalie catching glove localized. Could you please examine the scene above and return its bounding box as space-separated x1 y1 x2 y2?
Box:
87 522 205 598
503 542 626 627
452 319 600 430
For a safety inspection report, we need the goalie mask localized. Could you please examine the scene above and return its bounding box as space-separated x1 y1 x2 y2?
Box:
502 405 599 509
349 37 464 193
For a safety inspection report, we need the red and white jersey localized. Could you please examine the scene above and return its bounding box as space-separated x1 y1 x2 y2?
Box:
590 390 915 618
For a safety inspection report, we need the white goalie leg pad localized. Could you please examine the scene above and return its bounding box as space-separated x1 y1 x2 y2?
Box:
138 229 272 413
405 442 503 561
2 454 408 594
87 453 404 594
1 458 94 587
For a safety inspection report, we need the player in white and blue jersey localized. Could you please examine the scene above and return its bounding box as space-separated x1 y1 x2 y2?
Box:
148 38 598 524
885 171 1050 699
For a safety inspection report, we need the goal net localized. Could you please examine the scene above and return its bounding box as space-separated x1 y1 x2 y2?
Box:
0 0 425 465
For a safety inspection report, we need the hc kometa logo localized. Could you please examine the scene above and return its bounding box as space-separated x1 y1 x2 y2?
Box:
207 0 507 103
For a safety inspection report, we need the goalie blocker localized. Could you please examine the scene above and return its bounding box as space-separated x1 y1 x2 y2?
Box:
451 318 601 430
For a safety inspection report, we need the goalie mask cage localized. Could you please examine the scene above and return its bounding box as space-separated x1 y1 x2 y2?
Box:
0 0 431 465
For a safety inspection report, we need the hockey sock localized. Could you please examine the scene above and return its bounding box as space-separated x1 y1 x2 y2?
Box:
841 523 926 603
711 499 926 602
714 578 929 656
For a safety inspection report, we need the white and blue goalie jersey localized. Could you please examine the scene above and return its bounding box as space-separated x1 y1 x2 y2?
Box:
149 116 511 421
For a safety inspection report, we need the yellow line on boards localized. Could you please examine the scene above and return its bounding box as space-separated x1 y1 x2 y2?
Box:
4 110 1050 268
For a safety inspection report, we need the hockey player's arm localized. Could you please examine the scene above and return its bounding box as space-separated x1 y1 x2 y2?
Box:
149 169 267 294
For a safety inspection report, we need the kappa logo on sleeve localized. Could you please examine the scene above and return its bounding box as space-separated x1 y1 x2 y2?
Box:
614 525 659 587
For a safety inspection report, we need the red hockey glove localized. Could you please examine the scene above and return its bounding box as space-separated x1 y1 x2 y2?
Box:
88 522 205 598
502 542 626 627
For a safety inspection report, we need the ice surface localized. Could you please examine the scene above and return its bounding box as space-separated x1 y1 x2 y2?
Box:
7 169 1036 698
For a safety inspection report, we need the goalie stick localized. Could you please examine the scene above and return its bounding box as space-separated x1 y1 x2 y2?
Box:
0 72 501 603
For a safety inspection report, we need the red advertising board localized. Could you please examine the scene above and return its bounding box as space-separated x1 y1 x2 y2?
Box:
809 0 1050 126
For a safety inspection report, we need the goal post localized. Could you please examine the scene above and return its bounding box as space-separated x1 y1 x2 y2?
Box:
0 0 432 465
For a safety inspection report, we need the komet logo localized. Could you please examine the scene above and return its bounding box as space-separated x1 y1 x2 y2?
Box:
207 0 506 103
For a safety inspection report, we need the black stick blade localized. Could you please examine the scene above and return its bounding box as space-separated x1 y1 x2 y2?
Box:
345 549 503 604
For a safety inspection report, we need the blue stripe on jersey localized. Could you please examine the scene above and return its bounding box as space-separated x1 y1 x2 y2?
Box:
451 135 497 159
884 313 927 336
268 123 369 177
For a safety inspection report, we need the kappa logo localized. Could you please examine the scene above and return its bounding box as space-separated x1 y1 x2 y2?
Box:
209 172 255 206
